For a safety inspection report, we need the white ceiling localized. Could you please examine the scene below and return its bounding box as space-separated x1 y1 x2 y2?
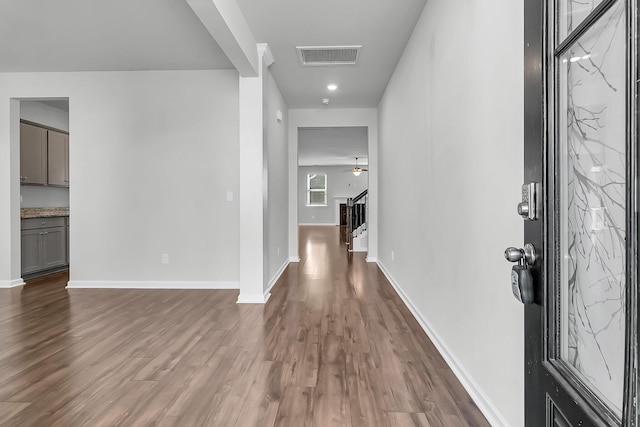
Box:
0 0 232 71
0 0 427 109
298 127 368 166
236 0 428 108
1 1 427 165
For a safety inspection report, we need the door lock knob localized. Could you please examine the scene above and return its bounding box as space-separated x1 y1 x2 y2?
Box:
504 247 524 263
504 243 537 267
517 202 529 216
504 244 537 305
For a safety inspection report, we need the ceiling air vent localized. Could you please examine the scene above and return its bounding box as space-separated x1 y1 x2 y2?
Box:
296 45 362 66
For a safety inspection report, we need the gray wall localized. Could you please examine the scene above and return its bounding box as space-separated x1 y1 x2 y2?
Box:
20 101 70 208
377 0 524 425
298 165 367 225
263 66 289 289
0 70 240 286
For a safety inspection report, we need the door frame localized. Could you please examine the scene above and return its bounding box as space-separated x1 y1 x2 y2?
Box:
287 110 379 262
524 0 639 424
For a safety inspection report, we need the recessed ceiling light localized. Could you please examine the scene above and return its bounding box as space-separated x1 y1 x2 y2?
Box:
327 84 338 91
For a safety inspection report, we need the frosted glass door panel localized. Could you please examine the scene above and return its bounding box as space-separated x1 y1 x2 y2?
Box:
557 0 626 415
559 0 605 38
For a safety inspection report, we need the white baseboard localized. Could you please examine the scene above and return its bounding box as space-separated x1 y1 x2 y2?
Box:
66 280 239 290
376 261 509 427
298 223 336 226
238 260 289 305
289 256 301 262
0 279 25 288
237 292 271 304
365 256 378 263
266 260 289 295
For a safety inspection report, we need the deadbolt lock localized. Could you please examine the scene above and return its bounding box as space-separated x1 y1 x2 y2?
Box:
518 183 539 220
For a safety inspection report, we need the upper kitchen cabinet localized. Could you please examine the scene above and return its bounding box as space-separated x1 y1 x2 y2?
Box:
20 123 47 185
20 121 69 187
47 130 69 187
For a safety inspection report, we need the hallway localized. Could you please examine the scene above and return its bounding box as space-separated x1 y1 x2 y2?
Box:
0 226 488 426
280 226 489 426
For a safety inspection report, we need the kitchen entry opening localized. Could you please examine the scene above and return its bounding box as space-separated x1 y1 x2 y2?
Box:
18 98 70 283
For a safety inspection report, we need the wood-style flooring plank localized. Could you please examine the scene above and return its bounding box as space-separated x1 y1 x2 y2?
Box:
235 361 283 427
386 411 432 427
0 402 31 425
313 362 351 426
275 385 314 427
0 227 489 426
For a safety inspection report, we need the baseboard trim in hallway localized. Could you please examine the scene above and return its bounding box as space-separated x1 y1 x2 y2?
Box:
237 260 290 304
265 259 289 295
0 279 25 288
376 260 510 427
236 292 271 304
66 280 239 290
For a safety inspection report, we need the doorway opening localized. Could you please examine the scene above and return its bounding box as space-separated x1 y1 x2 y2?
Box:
17 98 70 283
297 126 369 254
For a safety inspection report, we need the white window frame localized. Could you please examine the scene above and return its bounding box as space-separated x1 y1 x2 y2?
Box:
306 173 327 206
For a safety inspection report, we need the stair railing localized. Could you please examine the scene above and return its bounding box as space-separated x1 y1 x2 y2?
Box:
346 189 367 251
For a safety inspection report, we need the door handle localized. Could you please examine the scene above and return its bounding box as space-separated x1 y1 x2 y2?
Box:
504 243 537 267
504 243 537 304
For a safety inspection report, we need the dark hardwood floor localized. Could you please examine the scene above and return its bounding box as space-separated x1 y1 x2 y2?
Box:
0 226 489 426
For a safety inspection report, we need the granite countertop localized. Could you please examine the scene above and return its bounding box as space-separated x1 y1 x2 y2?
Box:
21 207 69 219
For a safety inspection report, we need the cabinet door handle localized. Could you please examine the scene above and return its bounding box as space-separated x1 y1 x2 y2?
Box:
39 232 48 235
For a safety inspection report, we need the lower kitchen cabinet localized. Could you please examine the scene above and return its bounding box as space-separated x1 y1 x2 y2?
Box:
21 217 68 276
21 229 43 275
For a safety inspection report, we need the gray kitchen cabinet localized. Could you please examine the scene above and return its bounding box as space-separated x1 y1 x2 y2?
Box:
42 227 66 269
21 229 43 275
20 123 47 185
21 217 68 276
47 130 69 187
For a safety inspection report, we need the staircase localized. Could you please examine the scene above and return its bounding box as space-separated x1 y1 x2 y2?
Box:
347 189 368 252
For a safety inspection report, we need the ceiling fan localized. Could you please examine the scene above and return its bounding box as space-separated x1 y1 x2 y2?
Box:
349 157 368 176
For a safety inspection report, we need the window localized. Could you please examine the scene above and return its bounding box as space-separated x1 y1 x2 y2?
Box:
307 173 327 206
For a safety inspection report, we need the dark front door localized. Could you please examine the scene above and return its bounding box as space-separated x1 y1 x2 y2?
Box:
522 0 638 425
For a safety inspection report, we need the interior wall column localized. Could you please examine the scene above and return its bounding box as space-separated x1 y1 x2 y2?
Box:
238 44 274 303
0 99 24 288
